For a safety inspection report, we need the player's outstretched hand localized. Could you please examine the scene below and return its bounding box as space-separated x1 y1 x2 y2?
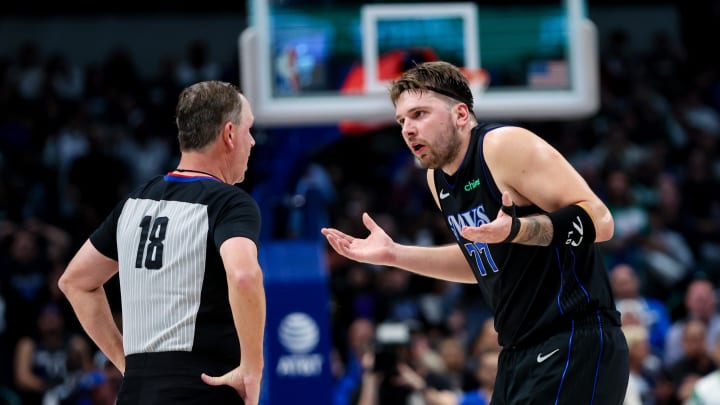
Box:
201 366 261 405
321 212 395 266
460 191 516 243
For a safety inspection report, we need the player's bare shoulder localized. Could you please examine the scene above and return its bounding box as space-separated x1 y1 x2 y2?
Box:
482 126 533 173
485 125 558 168
483 126 540 153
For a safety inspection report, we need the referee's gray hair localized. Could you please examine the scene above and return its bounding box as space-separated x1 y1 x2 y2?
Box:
175 80 244 151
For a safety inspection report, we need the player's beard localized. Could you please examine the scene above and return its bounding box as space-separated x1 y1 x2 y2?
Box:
417 126 462 170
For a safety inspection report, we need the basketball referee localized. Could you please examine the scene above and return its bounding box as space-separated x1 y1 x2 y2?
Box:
59 80 265 405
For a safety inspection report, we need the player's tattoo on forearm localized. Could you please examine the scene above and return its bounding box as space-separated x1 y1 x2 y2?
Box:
517 216 553 246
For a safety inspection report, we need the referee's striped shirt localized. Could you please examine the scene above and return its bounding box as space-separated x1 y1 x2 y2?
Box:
90 173 261 360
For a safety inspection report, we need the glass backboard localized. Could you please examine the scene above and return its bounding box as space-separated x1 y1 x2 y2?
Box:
240 0 597 126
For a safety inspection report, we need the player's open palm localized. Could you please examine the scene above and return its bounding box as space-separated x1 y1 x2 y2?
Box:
321 212 395 266
201 366 261 405
460 191 516 243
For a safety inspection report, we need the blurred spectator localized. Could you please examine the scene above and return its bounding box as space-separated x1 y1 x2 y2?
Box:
416 278 458 338
333 317 376 405
6 42 44 103
396 345 500 405
643 30 687 100
640 173 695 297
677 87 720 142
665 319 717 404
622 324 658 405
331 262 377 352
0 219 72 343
586 123 649 180
112 120 174 190
677 147 720 276
353 323 423 405
350 321 456 405
40 102 91 220
466 317 501 368
89 311 123 401
435 336 473 393
143 56 182 135
598 166 651 269
95 47 144 130
653 368 681 405
80 65 108 119
12 304 73 405
624 82 676 147
610 262 672 357
455 348 499 405
63 123 130 239
685 334 720 404
174 39 221 88
374 267 423 325
43 334 117 405
600 29 642 98
0 279 10 397
43 53 84 103
664 278 720 366
287 162 337 240
98 360 122 405
100 46 141 100
462 317 501 394
387 155 433 225
443 306 469 349
408 330 445 380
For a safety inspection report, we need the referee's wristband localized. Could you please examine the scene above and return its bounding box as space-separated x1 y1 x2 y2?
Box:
547 205 596 247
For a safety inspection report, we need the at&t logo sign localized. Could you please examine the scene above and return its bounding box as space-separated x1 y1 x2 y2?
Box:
276 312 323 377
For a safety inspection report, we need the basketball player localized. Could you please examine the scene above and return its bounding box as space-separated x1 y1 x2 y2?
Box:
59 80 265 405
322 61 629 404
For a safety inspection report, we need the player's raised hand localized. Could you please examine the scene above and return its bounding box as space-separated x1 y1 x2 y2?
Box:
460 191 518 244
321 212 395 266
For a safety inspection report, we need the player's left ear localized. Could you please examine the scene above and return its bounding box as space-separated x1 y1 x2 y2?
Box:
454 102 471 126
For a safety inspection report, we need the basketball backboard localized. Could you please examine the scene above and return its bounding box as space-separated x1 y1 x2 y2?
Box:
240 0 598 126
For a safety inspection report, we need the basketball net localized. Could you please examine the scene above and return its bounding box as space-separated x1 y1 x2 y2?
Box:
459 67 490 96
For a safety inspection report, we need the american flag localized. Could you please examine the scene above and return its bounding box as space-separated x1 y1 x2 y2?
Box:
527 60 569 88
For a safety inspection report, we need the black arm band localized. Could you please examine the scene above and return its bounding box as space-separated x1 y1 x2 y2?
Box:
547 205 596 247
501 203 521 243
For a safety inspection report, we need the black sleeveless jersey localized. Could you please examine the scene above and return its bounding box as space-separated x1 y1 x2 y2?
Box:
89 173 261 361
433 124 620 348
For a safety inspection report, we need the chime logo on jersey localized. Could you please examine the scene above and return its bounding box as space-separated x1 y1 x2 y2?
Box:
276 312 323 377
446 204 491 241
464 178 481 192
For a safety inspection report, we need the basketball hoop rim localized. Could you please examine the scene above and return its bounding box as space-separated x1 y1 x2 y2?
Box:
459 67 490 92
